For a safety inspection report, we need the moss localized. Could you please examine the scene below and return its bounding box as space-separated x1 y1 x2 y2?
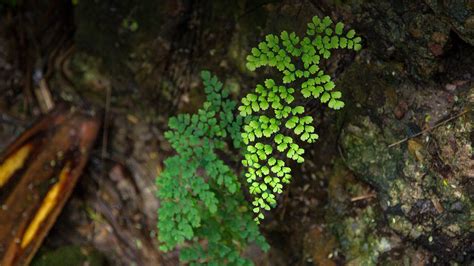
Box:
340 90 473 261
322 160 392 265
341 116 403 192
32 245 105 266
333 207 389 266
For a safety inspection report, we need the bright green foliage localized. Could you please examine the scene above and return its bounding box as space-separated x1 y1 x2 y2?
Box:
157 71 269 265
240 16 361 221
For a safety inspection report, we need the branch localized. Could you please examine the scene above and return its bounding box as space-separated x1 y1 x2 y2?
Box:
388 109 469 148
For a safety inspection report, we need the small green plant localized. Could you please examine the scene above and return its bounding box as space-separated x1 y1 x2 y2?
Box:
121 18 139 32
157 71 268 265
156 15 361 264
239 16 361 221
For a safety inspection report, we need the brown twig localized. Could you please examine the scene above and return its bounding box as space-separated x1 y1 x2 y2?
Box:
388 109 470 148
350 193 376 202
34 79 55 113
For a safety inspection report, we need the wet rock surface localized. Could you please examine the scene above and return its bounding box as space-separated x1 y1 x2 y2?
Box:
340 59 473 262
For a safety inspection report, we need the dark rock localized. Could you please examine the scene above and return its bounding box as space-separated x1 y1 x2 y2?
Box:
425 0 474 45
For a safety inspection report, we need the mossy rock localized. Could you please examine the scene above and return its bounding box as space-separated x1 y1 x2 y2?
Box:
340 82 473 263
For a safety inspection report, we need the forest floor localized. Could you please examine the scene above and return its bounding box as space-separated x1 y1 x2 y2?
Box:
0 0 472 265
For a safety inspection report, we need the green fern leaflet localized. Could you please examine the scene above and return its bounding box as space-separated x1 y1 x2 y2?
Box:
239 15 362 221
157 71 268 265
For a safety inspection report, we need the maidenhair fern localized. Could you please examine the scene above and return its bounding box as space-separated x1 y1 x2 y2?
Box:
157 15 361 264
157 71 268 265
239 16 362 221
